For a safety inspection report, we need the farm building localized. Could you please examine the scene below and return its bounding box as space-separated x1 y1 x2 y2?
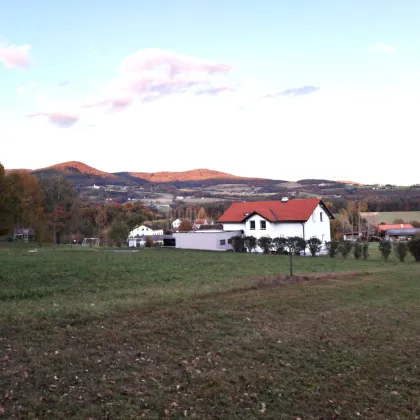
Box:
385 228 420 241
377 223 413 232
172 229 242 251
218 198 333 252
127 229 241 250
128 224 164 238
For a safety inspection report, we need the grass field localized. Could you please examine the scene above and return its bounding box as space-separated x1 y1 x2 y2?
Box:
360 211 420 224
1 245 420 419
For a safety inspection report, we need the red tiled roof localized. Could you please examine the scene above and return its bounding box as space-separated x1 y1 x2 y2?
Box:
218 198 331 223
377 223 413 231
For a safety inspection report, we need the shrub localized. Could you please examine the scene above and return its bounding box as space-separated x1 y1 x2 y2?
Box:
244 236 257 253
257 236 272 254
306 237 322 257
287 236 306 256
178 220 193 232
145 237 154 248
325 240 339 258
378 240 392 261
353 242 363 260
272 237 287 255
394 241 408 262
362 242 369 260
231 235 246 253
407 238 420 261
339 241 352 259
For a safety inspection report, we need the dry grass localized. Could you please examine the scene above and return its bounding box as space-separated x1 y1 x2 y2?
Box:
1 246 420 418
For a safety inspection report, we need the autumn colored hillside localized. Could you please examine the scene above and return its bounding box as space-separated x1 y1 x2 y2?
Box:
127 168 261 183
4 169 31 175
5 161 264 185
36 161 118 179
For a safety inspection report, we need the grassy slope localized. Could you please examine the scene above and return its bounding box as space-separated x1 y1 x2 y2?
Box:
1 246 420 419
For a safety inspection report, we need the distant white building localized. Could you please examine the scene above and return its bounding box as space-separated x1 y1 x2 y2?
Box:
128 224 164 237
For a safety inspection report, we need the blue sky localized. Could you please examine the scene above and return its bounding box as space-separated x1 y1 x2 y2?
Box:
1 0 419 184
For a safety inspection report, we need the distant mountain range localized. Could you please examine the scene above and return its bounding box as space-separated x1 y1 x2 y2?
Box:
5 161 275 187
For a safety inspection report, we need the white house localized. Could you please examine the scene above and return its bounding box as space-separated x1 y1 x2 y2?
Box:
128 224 164 238
218 198 333 252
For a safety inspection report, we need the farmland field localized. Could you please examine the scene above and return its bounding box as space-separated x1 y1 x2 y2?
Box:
1 245 420 418
360 211 420 224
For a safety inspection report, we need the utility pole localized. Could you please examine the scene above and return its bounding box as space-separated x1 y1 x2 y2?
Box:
289 249 293 277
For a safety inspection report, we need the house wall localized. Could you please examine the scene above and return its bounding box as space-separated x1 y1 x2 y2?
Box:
223 216 303 240
303 204 331 243
173 230 242 251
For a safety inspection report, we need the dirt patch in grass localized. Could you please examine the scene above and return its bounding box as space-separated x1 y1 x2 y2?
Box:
252 271 371 289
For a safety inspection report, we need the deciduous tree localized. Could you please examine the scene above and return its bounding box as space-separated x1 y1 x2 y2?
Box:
196 207 207 220
39 176 78 243
6 172 44 228
178 220 193 232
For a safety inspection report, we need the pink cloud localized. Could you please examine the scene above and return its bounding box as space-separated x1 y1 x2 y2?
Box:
0 44 32 68
27 112 79 128
119 48 232 78
81 95 133 112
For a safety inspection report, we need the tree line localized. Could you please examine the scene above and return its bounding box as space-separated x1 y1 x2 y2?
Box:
0 163 158 245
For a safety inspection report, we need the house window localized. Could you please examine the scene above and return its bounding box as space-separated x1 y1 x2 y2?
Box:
320 212 323 222
250 221 255 230
312 213 316 222
228 238 233 244
260 220 266 230
220 239 226 245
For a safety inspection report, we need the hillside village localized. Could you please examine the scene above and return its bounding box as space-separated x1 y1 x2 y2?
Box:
2 160 420 251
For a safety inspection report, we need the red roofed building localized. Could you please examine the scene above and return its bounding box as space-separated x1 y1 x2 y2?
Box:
218 198 334 249
377 223 413 232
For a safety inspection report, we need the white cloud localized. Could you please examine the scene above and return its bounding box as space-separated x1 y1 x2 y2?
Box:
369 42 396 54
0 42 32 68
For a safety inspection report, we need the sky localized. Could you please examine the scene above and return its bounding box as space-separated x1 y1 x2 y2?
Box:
1 0 419 185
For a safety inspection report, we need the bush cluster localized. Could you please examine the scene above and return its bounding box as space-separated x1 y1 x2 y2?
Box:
230 235 324 256
230 234 420 263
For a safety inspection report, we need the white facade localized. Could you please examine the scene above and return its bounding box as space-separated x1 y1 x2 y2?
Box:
173 230 242 251
128 224 164 237
221 204 331 252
